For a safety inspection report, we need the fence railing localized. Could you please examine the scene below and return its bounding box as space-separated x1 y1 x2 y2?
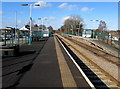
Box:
1 29 29 46
62 31 120 49
95 32 120 49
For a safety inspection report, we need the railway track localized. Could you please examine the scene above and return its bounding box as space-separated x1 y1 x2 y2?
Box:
56 34 120 88
63 35 120 65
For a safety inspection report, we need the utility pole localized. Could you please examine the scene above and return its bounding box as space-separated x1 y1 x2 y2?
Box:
29 4 32 44
21 3 40 44
15 11 17 44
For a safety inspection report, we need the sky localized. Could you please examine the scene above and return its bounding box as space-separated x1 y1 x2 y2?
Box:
1 0 120 2
1 1 118 30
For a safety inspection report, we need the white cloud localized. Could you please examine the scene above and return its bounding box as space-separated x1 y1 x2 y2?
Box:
42 17 48 20
49 17 56 20
58 3 67 8
63 16 71 21
58 3 77 10
39 17 56 21
81 7 94 12
61 16 71 23
34 1 51 8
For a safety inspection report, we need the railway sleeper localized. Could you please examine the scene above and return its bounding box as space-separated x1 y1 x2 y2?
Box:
91 80 109 88
57 35 111 88
87 75 100 80
96 85 110 89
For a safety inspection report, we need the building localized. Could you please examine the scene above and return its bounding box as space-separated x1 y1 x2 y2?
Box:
82 29 94 38
0 27 15 40
109 31 119 41
20 25 51 38
31 27 51 38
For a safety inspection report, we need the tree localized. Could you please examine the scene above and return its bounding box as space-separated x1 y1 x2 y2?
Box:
63 15 84 36
34 24 38 27
98 20 107 41
25 25 30 30
48 26 54 34
98 20 107 32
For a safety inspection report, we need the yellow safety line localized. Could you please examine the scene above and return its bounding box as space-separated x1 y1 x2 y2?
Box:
0 49 14 51
54 36 77 88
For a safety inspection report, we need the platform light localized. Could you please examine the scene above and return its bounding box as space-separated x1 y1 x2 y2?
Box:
21 4 28 6
21 3 40 44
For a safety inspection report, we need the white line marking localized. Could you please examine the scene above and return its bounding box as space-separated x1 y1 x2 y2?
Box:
56 36 96 89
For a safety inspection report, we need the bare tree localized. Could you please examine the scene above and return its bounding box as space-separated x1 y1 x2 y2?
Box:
98 20 107 31
98 20 107 41
63 15 84 35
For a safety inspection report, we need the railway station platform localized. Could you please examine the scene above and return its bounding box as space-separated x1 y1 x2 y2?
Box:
13 36 91 88
2 38 47 88
66 34 119 57
87 38 119 57
3 35 113 89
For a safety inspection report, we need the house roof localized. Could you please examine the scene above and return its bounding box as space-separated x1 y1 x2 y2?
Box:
110 31 119 37
0 27 13 30
20 26 29 31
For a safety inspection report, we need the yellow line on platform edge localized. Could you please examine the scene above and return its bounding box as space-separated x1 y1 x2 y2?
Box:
54 36 78 89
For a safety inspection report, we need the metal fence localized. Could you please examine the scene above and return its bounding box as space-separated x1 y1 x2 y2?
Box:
95 31 120 49
63 31 120 49
1 29 50 46
1 29 29 46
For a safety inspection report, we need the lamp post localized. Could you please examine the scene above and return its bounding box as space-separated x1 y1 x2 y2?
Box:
59 25 62 34
38 18 43 38
90 20 99 38
14 11 18 45
77 23 82 36
38 18 43 31
90 20 99 29
43 17 48 30
71 25 73 35
38 17 48 37
21 3 40 44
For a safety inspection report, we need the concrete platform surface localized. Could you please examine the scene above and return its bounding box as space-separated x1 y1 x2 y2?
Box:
66 34 119 57
15 37 91 89
2 39 48 88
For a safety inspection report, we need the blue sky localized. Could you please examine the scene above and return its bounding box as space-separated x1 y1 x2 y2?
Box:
2 2 118 30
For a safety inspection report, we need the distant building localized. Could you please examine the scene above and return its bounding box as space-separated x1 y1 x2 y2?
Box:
82 29 94 38
20 26 29 31
0 27 15 40
0 27 14 35
47 26 54 34
43 28 50 37
20 25 51 38
31 27 51 38
109 31 119 41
